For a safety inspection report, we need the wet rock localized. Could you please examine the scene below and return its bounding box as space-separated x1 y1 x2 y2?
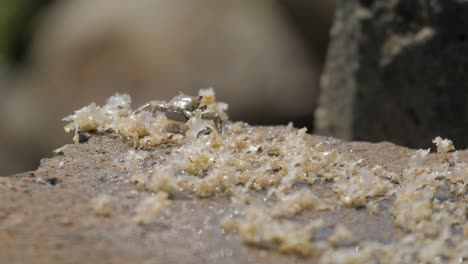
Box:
1 131 466 263
0 133 411 264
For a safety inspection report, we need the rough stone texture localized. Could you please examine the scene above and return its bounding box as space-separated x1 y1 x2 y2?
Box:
316 0 468 148
0 131 424 264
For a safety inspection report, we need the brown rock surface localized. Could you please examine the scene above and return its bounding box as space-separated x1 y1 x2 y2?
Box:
0 131 463 263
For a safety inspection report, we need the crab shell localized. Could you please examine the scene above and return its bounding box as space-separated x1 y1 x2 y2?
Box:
169 94 201 111
165 95 202 122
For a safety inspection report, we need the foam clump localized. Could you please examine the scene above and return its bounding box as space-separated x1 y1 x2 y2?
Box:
133 192 170 225
63 89 228 147
91 195 114 217
432 136 455 154
224 209 326 257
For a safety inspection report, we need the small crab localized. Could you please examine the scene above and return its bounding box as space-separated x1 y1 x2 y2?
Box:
134 93 222 135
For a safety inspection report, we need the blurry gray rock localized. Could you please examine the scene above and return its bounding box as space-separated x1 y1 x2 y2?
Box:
316 0 468 148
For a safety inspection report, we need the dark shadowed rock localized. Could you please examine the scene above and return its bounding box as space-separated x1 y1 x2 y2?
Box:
316 0 468 148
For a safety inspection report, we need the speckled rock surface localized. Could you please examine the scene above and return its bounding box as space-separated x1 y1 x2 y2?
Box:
0 130 464 264
316 0 468 148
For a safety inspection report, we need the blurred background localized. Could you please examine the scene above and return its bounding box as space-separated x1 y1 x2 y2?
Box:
0 0 336 175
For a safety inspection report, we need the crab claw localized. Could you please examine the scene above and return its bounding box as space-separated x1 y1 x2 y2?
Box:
201 112 223 133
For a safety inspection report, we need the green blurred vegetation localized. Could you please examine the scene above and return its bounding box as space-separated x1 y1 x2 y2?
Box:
0 0 26 65
0 0 52 68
